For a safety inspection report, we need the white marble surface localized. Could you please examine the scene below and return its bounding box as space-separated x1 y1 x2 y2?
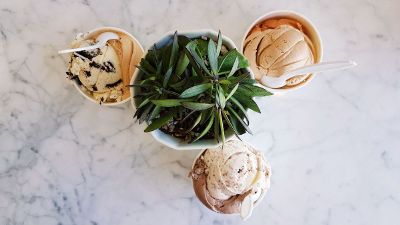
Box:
0 0 399 224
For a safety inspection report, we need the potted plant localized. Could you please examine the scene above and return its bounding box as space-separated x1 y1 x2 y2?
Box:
130 30 272 150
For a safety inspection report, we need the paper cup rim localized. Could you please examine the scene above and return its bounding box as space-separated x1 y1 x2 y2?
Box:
71 26 144 106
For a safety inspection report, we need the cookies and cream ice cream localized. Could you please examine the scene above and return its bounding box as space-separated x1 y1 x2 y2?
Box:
191 140 271 214
244 18 315 87
67 29 143 104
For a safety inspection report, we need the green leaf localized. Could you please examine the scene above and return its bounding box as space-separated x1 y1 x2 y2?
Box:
179 83 212 98
139 104 153 124
229 97 249 124
178 35 190 48
182 102 214 111
227 72 250 84
163 67 173 87
233 93 261 113
137 65 152 77
227 106 253 135
200 108 213 124
226 83 239 101
144 112 175 132
208 39 218 75
193 39 208 57
148 105 161 121
154 60 161 75
192 111 215 143
218 109 225 142
214 110 220 142
241 84 273 97
216 30 222 56
184 47 203 77
240 78 257 85
175 52 190 77
160 45 172 72
137 97 151 109
185 41 211 75
222 110 241 140
140 59 156 74
151 99 186 107
218 49 249 73
217 85 226 109
227 57 239 78
186 113 202 133
169 31 179 68
218 79 231 85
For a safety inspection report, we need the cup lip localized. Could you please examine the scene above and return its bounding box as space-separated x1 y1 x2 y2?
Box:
190 139 270 214
240 10 323 93
70 26 145 106
130 29 252 150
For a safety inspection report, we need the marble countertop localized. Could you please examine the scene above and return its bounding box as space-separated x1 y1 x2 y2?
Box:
1 0 399 224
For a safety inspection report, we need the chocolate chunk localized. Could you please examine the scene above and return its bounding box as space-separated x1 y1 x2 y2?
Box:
84 70 91 77
92 85 98 91
75 48 101 60
105 79 122 88
66 71 74 78
102 61 116 73
89 61 101 69
88 61 115 73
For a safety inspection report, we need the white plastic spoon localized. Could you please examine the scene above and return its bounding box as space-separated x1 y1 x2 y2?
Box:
58 32 119 54
260 60 357 88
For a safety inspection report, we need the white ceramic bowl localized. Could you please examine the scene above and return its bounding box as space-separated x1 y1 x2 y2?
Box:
70 26 144 106
130 30 253 150
240 10 323 94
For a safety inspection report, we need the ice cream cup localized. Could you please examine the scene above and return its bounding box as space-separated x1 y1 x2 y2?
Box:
130 30 252 150
240 10 323 93
190 140 271 216
70 27 144 106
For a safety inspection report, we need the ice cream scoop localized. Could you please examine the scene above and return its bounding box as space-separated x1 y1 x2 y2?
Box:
244 19 315 87
65 28 144 104
191 140 271 218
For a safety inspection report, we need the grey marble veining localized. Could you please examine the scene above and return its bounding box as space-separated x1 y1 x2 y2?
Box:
0 0 399 225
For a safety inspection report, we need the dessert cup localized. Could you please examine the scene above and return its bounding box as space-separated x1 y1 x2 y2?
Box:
69 27 144 106
241 10 323 93
190 140 271 217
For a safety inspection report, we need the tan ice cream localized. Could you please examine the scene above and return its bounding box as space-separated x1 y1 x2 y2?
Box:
67 29 143 104
191 140 271 214
244 18 315 87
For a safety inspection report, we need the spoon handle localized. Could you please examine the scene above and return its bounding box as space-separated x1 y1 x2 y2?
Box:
282 60 357 80
58 43 101 54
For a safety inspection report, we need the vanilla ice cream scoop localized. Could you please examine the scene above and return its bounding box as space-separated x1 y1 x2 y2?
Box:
191 140 271 215
244 19 315 87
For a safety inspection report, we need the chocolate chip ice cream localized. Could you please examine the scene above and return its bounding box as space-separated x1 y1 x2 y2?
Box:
66 28 143 104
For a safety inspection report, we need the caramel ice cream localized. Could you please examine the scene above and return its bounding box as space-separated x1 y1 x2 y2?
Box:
191 140 271 214
244 18 316 87
67 29 143 104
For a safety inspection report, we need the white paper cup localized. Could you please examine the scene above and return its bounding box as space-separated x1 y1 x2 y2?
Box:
69 27 144 106
241 10 323 93
190 140 271 216
130 30 252 150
